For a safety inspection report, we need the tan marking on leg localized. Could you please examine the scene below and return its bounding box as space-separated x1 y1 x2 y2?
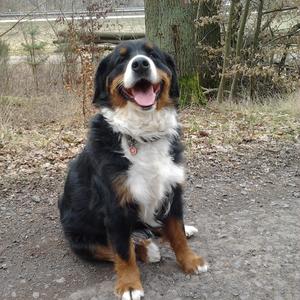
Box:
114 241 143 295
93 244 114 262
112 174 133 206
164 217 206 274
114 240 143 296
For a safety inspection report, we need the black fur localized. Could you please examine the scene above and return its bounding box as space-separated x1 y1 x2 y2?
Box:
59 40 184 262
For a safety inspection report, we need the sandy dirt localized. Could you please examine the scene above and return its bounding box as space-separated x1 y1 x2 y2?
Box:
1 141 300 300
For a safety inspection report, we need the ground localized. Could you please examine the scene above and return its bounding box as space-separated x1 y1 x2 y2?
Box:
1 99 300 300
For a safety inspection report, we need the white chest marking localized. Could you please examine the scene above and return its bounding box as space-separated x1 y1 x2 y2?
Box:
123 137 184 225
102 104 184 225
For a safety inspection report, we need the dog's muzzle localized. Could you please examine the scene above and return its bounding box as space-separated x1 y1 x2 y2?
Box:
122 55 161 110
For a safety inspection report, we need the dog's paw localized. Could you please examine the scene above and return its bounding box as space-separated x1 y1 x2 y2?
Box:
146 240 161 263
179 252 208 274
184 225 198 238
194 263 209 274
121 289 144 300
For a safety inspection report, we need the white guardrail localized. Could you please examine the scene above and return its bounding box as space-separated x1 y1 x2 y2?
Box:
0 7 145 19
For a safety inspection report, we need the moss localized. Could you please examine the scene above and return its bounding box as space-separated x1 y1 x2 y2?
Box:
179 74 206 107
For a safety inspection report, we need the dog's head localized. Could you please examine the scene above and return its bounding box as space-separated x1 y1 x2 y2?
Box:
93 39 179 111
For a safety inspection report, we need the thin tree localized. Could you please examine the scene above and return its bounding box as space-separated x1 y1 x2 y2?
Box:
21 24 47 92
229 0 251 101
217 0 238 103
196 0 221 89
249 0 264 97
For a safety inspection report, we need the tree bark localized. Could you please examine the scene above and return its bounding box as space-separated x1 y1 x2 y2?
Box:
144 0 204 104
145 0 199 77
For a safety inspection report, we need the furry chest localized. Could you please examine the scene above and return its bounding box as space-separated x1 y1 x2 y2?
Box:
122 138 184 225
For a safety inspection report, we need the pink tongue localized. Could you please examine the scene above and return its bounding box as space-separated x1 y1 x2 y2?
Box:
131 85 156 106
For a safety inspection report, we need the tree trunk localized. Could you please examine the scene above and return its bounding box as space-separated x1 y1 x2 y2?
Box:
197 0 221 89
250 0 264 98
253 0 264 52
144 0 204 105
217 0 238 103
229 0 251 101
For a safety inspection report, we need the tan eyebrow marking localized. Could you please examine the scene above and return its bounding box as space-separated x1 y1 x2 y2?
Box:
119 47 128 55
144 42 154 50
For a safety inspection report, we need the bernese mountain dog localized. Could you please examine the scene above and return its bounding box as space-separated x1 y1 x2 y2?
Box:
59 39 208 300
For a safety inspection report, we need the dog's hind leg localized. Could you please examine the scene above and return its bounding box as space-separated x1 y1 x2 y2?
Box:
93 244 114 262
135 239 161 263
69 240 114 262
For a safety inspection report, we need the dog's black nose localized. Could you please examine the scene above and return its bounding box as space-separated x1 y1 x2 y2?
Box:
131 57 150 74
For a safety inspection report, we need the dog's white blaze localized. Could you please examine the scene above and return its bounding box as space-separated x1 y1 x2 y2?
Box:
123 54 159 88
102 104 184 225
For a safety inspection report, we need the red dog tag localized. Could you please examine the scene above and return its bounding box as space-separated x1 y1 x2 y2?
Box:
129 146 137 155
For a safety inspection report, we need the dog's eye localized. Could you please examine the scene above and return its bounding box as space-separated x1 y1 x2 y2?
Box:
149 51 158 59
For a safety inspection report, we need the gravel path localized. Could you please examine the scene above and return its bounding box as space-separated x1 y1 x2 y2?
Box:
1 142 299 300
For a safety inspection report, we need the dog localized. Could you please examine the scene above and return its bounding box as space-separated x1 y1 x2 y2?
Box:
58 39 207 300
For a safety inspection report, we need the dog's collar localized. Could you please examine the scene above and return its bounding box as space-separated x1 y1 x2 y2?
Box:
124 134 161 156
126 135 161 143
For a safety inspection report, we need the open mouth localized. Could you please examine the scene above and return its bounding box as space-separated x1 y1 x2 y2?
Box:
119 79 161 110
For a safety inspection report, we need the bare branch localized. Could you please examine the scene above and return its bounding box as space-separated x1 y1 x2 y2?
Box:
0 1 47 38
265 23 300 45
262 6 298 15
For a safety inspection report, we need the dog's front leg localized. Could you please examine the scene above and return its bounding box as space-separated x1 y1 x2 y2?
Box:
107 212 144 300
163 185 208 274
114 239 144 300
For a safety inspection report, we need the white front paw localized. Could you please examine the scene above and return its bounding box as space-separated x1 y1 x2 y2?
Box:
121 289 144 300
195 263 209 274
184 225 198 238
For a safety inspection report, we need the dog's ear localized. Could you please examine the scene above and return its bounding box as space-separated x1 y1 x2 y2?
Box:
164 53 180 99
93 53 112 107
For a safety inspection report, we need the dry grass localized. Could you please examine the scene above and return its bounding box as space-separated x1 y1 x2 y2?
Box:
2 62 66 96
1 89 300 180
0 93 81 127
181 91 300 155
0 92 86 180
